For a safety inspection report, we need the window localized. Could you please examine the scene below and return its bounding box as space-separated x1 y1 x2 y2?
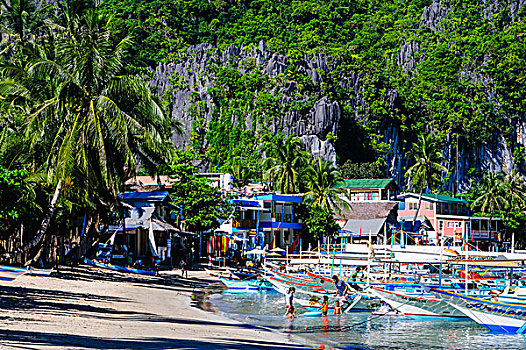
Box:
408 202 418 210
438 220 444 231
447 222 462 228
398 202 405 210
424 202 434 210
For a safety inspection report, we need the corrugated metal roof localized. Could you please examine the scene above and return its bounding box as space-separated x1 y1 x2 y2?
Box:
121 191 172 202
333 178 396 189
342 218 387 237
420 193 468 204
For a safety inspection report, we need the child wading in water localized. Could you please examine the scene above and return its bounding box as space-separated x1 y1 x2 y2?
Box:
284 287 296 318
319 295 329 316
334 300 342 314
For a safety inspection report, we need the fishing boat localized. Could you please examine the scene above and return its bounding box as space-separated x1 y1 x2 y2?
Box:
84 258 157 276
28 268 54 276
0 265 27 281
431 288 526 333
219 277 274 292
368 286 468 318
0 265 54 277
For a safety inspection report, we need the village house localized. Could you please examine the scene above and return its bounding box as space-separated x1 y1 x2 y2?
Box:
397 193 502 247
214 194 303 253
111 191 184 264
331 179 400 243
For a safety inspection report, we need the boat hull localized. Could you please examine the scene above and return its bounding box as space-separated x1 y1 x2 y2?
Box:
369 287 467 318
432 288 526 333
0 265 27 281
84 258 156 276
219 277 274 291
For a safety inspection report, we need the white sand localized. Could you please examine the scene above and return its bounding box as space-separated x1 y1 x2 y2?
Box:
0 267 307 349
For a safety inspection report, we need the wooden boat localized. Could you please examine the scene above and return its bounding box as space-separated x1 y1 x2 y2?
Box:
219 277 274 292
431 288 526 333
29 268 54 276
84 258 156 276
368 286 468 318
0 265 54 277
0 265 27 281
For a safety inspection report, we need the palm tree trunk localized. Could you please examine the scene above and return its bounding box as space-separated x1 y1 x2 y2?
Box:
412 183 423 232
0 179 63 262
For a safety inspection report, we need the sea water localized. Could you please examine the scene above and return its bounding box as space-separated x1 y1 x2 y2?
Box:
208 291 526 350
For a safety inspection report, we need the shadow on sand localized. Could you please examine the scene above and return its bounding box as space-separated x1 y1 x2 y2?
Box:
0 330 307 349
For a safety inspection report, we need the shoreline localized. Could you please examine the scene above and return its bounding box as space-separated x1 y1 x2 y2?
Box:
0 266 309 349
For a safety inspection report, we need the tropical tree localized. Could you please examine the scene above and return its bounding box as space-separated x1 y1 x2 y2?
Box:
262 136 310 194
502 170 526 212
0 0 51 65
472 171 507 235
300 204 341 244
303 157 350 215
405 135 448 229
164 149 231 233
0 7 173 261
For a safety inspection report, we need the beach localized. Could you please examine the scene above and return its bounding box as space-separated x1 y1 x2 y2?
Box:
0 267 306 349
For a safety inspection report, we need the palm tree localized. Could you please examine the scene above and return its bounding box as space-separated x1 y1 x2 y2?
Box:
405 135 447 229
303 157 350 215
502 170 526 212
0 0 52 66
472 171 507 236
262 136 310 194
0 7 173 260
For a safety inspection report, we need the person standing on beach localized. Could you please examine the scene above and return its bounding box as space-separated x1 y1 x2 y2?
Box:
180 259 188 278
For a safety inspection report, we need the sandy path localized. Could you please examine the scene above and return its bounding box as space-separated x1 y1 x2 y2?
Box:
0 267 307 349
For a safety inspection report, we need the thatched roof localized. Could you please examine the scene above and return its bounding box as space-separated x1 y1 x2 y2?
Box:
334 201 398 221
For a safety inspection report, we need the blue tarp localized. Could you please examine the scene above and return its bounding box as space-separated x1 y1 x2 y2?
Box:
254 194 302 203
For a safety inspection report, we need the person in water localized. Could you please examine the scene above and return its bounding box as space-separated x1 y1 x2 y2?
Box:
332 275 350 311
334 300 342 314
318 295 329 316
349 266 362 290
285 305 296 319
284 287 296 318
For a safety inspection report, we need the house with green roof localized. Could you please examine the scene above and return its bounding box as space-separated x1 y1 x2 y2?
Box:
397 192 501 247
333 178 399 202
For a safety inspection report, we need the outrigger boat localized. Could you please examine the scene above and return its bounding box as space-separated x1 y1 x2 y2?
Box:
219 277 274 292
84 258 157 276
368 286 468 318
431 288 526 333
0 265 27 281
0 265 54 279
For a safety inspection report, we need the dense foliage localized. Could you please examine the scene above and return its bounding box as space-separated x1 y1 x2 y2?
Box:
162 150 232 233
298 204 341 243
100 0 526 179
0 1 173 261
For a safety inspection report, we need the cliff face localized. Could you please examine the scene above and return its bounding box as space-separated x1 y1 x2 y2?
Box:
150 41 340 165
150 0 526 189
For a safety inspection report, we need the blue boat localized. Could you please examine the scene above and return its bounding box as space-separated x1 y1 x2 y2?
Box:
219 277 274 292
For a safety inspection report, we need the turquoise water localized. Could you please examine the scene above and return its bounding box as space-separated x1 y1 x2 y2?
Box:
208 291 526 350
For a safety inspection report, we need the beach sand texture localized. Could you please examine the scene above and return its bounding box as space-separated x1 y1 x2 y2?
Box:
0 267 306 349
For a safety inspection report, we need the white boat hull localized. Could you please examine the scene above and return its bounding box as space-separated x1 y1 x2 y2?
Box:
432 288 526 333
369 287 467 318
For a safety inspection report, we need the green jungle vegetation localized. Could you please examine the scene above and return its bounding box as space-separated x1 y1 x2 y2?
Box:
0 0 526 262
100 0 526 172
